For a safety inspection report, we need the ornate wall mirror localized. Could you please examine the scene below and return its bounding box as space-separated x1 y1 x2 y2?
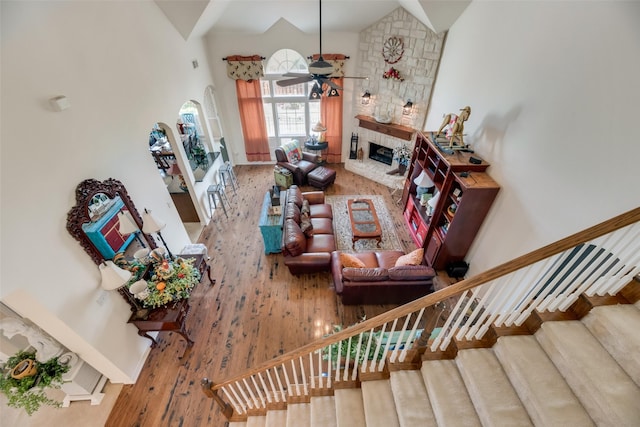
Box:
67 178 157 265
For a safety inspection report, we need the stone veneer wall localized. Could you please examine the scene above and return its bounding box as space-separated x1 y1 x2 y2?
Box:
346 7 445 187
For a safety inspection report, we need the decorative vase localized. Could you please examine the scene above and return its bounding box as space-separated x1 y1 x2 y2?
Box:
398 164 407 175
10 359 37 380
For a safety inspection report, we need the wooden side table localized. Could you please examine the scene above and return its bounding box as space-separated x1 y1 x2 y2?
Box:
128 299 193 359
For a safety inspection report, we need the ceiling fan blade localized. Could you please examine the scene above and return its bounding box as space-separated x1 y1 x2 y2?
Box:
282 72 310 78
276 76 313 87
320 78 343 90
343 76 369 80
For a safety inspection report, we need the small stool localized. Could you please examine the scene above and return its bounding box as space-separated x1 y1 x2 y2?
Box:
207 184 230 218
219 162 238 194
307 166 336 190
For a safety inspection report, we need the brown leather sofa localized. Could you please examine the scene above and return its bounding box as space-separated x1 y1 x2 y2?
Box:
275 143 319 186
331 250 436 305
281 186 336 275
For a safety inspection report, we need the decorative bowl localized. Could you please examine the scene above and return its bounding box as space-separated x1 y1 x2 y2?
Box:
374 115 392 124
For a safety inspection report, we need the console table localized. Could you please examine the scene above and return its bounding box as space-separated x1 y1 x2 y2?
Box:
259 191 285 254
127 252 214 358
128 299 193 358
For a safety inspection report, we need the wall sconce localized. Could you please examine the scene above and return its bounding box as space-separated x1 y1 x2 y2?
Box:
361 90 371 105
403 99 413 115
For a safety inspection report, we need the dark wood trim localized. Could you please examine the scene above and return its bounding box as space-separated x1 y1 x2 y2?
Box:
355 115 415 141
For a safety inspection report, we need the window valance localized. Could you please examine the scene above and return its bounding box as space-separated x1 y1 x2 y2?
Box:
225 55 265 81
309 54 348 77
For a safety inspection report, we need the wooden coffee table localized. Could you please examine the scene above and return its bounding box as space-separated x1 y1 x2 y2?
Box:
347 199 382 249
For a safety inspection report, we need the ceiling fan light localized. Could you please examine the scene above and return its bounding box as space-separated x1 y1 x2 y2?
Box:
309 82 323 100
327 88 340 97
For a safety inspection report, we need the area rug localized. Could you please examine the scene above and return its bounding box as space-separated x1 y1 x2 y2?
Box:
325 195 403 253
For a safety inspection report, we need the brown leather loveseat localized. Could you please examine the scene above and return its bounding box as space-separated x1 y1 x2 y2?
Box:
331 250 436 305
281 186 336 275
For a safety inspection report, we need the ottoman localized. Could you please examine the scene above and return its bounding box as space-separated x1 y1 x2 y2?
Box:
307 166 336 189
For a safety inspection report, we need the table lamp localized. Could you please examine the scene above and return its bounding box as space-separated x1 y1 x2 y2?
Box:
100 261 149 319
427 190 440 215
142 209 174 259
117 211 146 248
413 170 434 198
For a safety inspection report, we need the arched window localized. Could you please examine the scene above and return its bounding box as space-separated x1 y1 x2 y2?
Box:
261 49 321 157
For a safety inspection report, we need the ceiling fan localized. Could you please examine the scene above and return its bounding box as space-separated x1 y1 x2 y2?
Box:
276 0 366 94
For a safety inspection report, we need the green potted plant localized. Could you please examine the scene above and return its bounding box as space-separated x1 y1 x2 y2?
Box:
322 325 383 368
0 350 69 416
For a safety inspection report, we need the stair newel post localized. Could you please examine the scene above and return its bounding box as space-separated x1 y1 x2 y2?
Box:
201 378 234 419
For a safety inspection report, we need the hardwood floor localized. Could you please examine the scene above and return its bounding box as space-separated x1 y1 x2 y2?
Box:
105 164 447 427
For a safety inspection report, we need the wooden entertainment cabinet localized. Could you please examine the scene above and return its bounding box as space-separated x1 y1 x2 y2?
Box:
401 132 500 270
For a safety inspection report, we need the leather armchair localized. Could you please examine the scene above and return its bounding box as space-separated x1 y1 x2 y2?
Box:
275 146 319 186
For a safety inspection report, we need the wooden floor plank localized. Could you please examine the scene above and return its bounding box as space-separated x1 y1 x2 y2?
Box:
105 164 446 427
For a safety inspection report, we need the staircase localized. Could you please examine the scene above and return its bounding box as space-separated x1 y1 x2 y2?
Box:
227 299 640 427
203 208 640 427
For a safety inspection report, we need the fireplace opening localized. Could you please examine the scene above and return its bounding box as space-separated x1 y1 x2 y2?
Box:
369 142 393 165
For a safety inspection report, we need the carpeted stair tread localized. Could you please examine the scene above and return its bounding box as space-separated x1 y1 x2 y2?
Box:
246 416 266 427
334 388 366 427
229 423 247 427
536 320 640 426
286 402 310 427
361 379 401 427
265 409 287 427
455 348 533 427
310 396 337 427
581 304 640 386
493 335 595 427
389 370 437 427
421 359 481 427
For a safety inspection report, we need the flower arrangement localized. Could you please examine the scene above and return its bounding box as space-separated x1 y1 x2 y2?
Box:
0 350 69 415
393 143 412 166
128 257 200 309
382 67 404 81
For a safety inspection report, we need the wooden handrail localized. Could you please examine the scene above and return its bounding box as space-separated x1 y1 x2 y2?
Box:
207 207 640 392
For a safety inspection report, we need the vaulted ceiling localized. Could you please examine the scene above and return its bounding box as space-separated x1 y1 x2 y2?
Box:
154 0 471 40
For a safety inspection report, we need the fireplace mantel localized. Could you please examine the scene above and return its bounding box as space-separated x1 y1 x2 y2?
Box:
355 115 416 141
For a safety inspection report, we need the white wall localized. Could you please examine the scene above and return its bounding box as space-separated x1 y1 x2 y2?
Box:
1 1 217 382
205 19 360 163
425 1 640 275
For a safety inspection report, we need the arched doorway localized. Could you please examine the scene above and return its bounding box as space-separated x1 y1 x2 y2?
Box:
147 121 202 241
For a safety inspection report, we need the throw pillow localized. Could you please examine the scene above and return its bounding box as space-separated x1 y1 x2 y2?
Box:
301 199 311 216
282 141 302 164
395 248 424 267
339 252 366 268
300 214 313 237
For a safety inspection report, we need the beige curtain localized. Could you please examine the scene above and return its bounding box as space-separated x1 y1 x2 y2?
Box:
226 55 265 81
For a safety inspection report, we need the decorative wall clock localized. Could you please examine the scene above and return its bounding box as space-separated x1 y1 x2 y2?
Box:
382 36 404 64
